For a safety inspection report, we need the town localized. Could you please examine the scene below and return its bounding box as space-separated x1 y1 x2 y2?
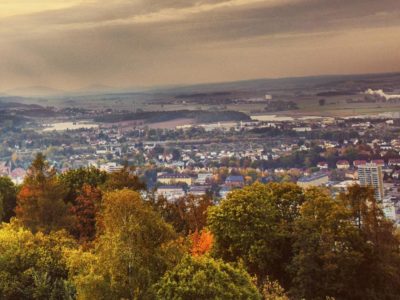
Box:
2 95 400 225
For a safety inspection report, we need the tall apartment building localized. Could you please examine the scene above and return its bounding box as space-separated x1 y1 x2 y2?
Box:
357 163 384 201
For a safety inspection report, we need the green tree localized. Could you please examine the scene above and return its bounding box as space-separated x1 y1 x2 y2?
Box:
289 186 400 300
102 166 146 192
262 277 289 300
0 176 18 222
289 188 362 299
338 185 400 299
73 189 184 299
64 248 112 300
153 255 261 300
0 222 77 300
16 153 73 233
59 167 108 204
208 182 305 286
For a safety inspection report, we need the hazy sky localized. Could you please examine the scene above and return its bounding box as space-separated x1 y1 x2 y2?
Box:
1 0 399 91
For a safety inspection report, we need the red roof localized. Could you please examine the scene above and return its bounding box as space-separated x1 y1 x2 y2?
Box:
353 160 367 166
371 159 385 165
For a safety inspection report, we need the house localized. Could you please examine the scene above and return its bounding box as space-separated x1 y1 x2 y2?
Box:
353 160 367 168
100 162 124 173
393 170 400 179
158 173 193 185
156 186 186 202
224 175 245 187
317 162 328 169
332 180 359 193
389 158 400 167
371 159 385 167
336 160 350 170
297 172 329 188
196 173 213 185
188 185 210 196
219 185 232 199
0 161 10 176
10 168 26 185
345 170 358 180
382 197 399 223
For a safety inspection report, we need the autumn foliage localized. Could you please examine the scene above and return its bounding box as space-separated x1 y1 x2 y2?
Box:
70 184 102 243
4 155 400 299
191 229 214 256
16 154 72 233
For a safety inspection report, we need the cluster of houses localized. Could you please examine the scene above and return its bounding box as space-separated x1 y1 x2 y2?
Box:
154 172 245 202
0 162 26 184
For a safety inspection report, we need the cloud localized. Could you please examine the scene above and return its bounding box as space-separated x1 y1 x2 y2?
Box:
0 0 399 90
0 0 90 18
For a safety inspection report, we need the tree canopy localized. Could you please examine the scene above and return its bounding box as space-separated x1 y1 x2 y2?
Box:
2 155 400 299
153 255 261 300
16 153 73 233
0 223 76 300
0 176 17 222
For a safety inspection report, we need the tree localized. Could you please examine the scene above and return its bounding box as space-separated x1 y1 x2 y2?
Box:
191 229 214 256
16 153 73 233
0 176 17 222
77 189 184 299
59 167 108 204
153 255 261 300
153 194 213 235
289 188 362 299
64 248 112 300
69 184 102 244
337 185 400 299
289 186 400 299
0 222 77 299
208 182 305 286
102 166 146 192
262 277 289 300
318 99 326 106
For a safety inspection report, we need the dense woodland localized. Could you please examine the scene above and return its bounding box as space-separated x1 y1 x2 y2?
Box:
1 154 400 299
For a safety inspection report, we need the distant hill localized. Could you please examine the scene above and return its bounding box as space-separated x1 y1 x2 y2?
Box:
3 72 399 107
5 86 64 97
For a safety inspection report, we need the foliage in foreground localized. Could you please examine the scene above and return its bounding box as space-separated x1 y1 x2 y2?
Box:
208 183 400 299
153 255 261 300
0 223 76 300
2 153 400 300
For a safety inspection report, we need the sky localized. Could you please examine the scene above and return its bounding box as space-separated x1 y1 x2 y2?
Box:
0 0 399 91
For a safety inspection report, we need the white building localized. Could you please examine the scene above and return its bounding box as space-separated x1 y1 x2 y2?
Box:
157 186 185 202
100 162 124 173
297 172 329 188
196 173 213 185
188 185 210 196
358 163 384 202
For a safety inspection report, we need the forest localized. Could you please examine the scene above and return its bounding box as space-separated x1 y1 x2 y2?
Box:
1 154 400 299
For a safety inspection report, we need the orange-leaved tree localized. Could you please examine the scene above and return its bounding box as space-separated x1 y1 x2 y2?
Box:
191 229 214 256
16 153 73 233
70 184 102 243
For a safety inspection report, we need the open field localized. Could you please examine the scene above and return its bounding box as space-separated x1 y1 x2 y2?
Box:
2 72 400 120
